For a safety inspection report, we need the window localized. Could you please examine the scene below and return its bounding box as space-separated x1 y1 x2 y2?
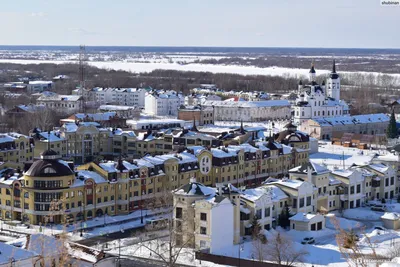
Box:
264 207 270 217
307 196 312 206
391 177 395 186
350 186 355 194
299 198 305 208
256 209 262 219
385 178 389 187
200 227 207 235
176 207 183 219
200 213 207 221
356 184 361 194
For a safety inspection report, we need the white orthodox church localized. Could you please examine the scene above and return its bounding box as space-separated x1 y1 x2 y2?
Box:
293 60 349 125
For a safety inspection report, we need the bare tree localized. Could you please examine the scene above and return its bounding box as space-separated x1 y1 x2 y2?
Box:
332 216 381 267
265 232 309 266
138 189 195 267
252 232 268 262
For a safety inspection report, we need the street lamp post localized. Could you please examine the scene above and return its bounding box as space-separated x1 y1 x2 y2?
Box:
140 189 144 224
80 206 83 237
238 243 244 267
118 238 121 267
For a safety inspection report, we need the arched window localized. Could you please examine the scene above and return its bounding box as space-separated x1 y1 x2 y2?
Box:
87 210 93 218
24 192 29 198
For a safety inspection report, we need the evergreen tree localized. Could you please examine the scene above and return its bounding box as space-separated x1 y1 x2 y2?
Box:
387 109 398 139
280 204 291 228
250 215 262 239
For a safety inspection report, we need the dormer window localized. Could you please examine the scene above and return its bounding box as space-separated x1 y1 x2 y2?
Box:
42 167 56 174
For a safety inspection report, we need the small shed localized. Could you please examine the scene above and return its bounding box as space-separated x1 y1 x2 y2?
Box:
289 213 325 231
381 212 400 230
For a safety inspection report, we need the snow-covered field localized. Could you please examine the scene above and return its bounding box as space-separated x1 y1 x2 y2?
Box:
1 58 400 84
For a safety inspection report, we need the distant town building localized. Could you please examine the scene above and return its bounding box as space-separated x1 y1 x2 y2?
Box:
178 105 214 125
203 100 291 122
3 80 53 94
144 91 184 116
73 87 147 108
99 105 141 119
293 61 349 125
37 92 82 114
299 113 389 140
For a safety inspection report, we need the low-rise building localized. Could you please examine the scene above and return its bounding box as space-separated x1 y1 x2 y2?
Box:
203 100 291 122
299 113 389 140
178 106 214 126
0 133 34 165
289 213 325 231
99 105 141 119
145 91 184 116
37 92 82 114
173 181 239 252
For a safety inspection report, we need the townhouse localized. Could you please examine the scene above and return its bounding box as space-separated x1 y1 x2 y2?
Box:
173 181 239 252
0 133 34 165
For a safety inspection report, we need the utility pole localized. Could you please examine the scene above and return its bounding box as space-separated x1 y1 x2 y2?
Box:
79 45 87 113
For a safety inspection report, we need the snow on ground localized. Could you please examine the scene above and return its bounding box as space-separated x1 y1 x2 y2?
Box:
325 214 364 230
342 207 384 221
1 58 400 83
310 142 376 170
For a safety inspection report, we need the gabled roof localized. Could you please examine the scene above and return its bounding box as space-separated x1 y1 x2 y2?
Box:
175 182 216 196
289 161 330 175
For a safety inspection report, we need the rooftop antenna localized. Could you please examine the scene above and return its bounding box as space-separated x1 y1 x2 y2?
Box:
47 130 51 151
79 45 87 113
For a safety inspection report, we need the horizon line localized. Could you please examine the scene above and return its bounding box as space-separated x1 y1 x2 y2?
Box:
0 45 400 50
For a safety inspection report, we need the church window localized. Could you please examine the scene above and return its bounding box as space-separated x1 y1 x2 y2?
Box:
322 111 325 116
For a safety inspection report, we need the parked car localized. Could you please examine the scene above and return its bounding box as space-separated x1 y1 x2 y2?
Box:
374 226 385 231
301 237 315 244
371 204 387 212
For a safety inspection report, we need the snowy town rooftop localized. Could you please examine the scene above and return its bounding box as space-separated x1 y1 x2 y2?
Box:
313 113 389 126
203 99 290 108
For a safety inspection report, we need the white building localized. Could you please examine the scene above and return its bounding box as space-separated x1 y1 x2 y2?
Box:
126 118 186 130
203 100 291 122
144 91 184 116
293 61 349 125
37 92 82 114
185 94 222 106
73 87 147 108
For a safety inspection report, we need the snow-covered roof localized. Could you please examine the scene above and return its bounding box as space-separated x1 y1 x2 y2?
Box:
203 100 290 108
72 170 108 187
99 105 139 111
175 182 216 196
241 188 270 202
211 147 239 158
0 132 29 144
289 161 330 175
381 212 400 221
312 113 389 126
271 179 305 190
290 213 322 222
74 112 117 121
37 92 81 102
367 163 389 174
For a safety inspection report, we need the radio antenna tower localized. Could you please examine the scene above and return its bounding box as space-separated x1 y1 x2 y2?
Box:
78 45 86 113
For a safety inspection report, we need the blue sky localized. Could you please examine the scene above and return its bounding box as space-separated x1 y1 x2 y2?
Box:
0 0 399 48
